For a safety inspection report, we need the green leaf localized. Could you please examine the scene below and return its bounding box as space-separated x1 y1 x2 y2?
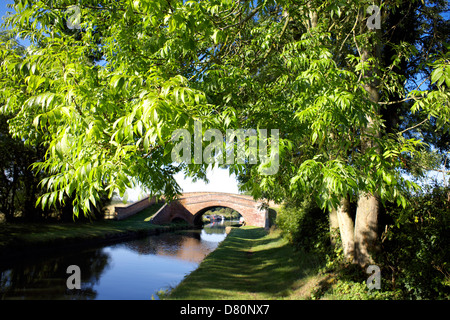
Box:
211 29 223 44
110 75 125 91
431 67 443 84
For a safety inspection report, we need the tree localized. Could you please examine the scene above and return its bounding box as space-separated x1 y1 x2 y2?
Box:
1 0 222 217
0 30 49 221
1 0 448 266
200 0 449 266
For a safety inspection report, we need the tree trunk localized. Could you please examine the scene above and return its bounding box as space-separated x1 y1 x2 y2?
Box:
330 197 354 261
306 3 318 30
353 5 382 267
355 92 381 266
309 10 318 30
354 192 379 266
329 205 339 248
9 162 18 221
336 197 355 262
354 112 380 267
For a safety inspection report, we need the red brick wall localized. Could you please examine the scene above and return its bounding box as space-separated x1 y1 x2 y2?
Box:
115 196 157 220
150 192 268 228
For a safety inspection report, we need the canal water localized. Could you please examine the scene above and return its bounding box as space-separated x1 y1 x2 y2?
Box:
0 222 232 300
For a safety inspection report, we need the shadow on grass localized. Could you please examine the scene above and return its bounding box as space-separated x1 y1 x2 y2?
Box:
168 227 325 300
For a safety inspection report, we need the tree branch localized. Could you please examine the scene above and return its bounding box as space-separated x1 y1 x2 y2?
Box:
398 118 428 135
219 3 264 30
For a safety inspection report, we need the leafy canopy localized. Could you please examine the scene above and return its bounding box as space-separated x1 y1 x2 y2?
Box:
0 0 448 217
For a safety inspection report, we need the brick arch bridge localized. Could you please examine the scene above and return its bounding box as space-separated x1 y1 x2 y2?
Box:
149 192 269 228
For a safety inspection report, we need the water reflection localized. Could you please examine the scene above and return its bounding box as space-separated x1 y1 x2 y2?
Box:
0 223 231 300
0 249 110 300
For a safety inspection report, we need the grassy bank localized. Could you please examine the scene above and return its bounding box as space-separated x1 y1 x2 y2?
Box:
0 202 185 259
166 226 326 300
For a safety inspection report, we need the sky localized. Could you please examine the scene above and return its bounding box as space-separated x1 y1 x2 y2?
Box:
123 167 241 202
174 168 240 194
0 1 14 27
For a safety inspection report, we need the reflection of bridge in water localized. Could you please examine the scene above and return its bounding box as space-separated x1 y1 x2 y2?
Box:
0 224 226 299
114 192 269 229
120 225 228 263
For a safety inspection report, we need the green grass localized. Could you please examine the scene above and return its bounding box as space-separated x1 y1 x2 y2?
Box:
0 202 174 256
166 226 325 300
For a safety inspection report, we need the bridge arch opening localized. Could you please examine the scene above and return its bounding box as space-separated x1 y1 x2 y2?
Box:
149 192 268 228
193 206 244 226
